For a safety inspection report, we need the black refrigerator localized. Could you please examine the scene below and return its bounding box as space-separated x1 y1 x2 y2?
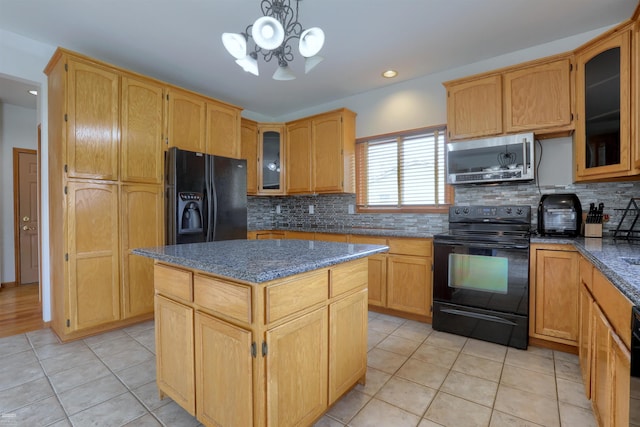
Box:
165 147 247 245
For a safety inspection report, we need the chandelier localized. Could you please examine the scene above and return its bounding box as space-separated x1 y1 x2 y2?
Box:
221 0 325 81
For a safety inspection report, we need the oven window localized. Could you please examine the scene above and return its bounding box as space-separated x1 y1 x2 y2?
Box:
448 253 508 294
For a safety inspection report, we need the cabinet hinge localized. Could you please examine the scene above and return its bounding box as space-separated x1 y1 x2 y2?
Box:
166 94 169 101
64 164 68 173
64 186 68 195
431 263 434 272
251 342 257 358
570 113 574 121
262 341 268 357
66 319 70 327
65 253 68 261
64 114 68 122
569 63 573 72
64 63 68 72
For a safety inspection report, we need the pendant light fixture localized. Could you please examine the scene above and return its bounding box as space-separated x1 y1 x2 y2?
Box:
221 0 324 80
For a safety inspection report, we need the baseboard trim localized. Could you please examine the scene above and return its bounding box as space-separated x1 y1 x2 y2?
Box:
0 281 17 289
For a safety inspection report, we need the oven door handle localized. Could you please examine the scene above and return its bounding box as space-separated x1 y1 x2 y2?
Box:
435 241 529 250
440 308 519 326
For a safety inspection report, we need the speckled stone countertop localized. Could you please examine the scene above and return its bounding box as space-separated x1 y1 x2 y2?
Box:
133 239 388 284
256 226 437 239
532 235 640 306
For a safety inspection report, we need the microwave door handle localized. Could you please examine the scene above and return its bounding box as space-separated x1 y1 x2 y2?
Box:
522 138 527 175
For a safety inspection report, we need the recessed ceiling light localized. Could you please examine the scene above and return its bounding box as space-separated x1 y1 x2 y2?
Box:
28 90 38 96
382 70 398 78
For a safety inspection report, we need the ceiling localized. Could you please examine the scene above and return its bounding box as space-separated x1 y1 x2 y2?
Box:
0 0 637 118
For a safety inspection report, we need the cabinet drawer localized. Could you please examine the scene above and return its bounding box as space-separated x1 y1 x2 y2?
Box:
388 238 432 256
330 259 368 298
154 264 193 302
194 275 252 324
593 270 632 349
349 235 388 246
265 270 328 323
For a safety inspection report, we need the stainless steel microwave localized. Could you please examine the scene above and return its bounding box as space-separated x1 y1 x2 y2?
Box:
446 133 535 184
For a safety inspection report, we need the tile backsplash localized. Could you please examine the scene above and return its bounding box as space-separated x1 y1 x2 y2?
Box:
248 180 640 236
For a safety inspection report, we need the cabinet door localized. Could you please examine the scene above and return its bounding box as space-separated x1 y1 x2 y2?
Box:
120 76 164 184
121 184 163 318
329 289 367 404
241 119 259 195
286 119 312 194
155 295 195 415
635 22 640 169
167 88 206 153
504 58 572 133
592 304 613 427
446 75 502 140
350 235 388 307
66 59 119 180
532 249 580 344
575 30 631 179
312 113 344 193
611 332 630 427
578 282 594 398
266 307 328 427
205 102 241 158
387 255 431 316
195 312 253 427
67 182 120 331
259 124 286 195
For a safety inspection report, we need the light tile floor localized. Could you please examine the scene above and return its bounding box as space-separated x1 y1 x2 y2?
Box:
0 311 596 427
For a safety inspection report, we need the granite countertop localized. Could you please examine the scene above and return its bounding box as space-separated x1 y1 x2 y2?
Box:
532 235 640 306
257 226 437 239
133 239 388 284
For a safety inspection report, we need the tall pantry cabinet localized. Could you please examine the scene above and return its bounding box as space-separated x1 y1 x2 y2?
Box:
46 48 164 340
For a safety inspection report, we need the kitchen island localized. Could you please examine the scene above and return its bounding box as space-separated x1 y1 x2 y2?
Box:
133 239 388 427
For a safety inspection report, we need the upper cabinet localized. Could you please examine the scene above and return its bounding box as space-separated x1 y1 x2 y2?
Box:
66 58 120 180
205 101 242 159
240 118 259 195
166 88 207 153
120 75 164 184
444 54 574 141
258 124 286 195
286 108 357 194
504 58 573 134
445 75 503 140
575 26 633 181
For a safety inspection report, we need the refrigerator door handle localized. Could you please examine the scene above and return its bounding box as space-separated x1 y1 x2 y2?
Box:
205 156 213 242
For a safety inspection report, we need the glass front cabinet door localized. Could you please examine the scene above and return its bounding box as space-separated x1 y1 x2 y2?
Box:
258 124 286 195
575 29 631 180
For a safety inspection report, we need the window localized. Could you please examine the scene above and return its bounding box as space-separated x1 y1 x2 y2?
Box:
356 125 452 213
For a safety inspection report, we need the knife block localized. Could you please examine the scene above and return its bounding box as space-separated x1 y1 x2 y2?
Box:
584 223 603 238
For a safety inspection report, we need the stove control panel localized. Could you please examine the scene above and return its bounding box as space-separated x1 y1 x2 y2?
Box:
450 205 531 223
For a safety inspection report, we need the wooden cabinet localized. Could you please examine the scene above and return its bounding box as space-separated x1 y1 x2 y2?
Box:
155 294 195 415
575 27 634 181
285 109 357 194
258 124 286 195
65 58 120 180
445 75 503 140
166 87 206 153
153 259 368 427
529 245 580 345
504 58 573 133
350 235 388 308
241 118 259 194
387 255 432 316
205 101 242 158
635 21 640 170
66 182 121 331
578 256 594 398
286 119 312 193
444 54 574 141
120 75 164 184
315 232 348 242
195 311 253 427
120 184 163 318
266 307 328 427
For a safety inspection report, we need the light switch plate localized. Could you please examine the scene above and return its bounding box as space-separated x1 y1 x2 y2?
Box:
276 205 281 214
348 204 355 214
309 205 314 214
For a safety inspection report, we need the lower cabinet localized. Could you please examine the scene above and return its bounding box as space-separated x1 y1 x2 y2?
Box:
387 255 432 316
529 244 580 345
153 259 368 427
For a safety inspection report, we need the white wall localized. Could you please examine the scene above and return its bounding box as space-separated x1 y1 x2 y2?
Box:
0 103 38 284
0 29 56 321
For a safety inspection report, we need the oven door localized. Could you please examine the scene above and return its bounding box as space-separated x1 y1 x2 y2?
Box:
432 239 529 349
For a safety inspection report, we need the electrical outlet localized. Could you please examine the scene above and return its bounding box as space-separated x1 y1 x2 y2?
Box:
309 205 314 214
276 204 281 214
348 204 355 214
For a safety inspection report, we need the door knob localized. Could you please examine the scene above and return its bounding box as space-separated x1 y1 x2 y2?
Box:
23 216 30 222
23 225 29 231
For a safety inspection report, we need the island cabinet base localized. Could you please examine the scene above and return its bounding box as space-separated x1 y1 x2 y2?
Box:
153 257 369 427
